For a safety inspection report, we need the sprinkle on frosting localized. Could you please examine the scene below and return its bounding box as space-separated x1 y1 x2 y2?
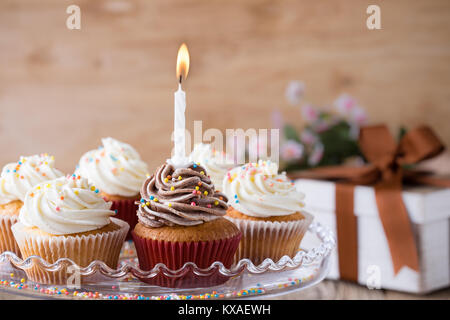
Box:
222 160 305 218
188 143 236 189
0 154 64 205
76 137 148 197
137 162 228 227
19 175 115 235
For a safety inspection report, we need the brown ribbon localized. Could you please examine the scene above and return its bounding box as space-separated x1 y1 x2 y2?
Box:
289 125 450 282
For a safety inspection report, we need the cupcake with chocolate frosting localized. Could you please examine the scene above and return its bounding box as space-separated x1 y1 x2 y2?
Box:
132 162 241 288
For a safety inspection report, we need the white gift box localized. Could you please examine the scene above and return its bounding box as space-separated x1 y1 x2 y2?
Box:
296 178 450 294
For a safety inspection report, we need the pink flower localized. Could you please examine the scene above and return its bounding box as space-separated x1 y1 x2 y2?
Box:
334 94 368 125
280 140 304 162
308 142 324 166
334 93 357 115
300 129 318 145
285 81 305 106
301 104 320 123
271 109 284 129
314 119 331 133
351 106 368 125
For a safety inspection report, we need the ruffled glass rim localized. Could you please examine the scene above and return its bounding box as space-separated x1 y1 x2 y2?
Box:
0 221 335 281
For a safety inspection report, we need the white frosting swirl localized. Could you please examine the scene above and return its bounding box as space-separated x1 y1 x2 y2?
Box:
19 176 115 235
0 154 64 205
222 160 305 217
76 137 148 197
189 143 236 190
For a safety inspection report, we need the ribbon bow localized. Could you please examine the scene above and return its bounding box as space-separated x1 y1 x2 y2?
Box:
290 125 449 282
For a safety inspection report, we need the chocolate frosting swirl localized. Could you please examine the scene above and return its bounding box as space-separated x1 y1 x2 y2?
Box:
137 162 228 227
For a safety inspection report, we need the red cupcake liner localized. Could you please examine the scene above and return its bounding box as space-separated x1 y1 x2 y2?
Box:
132 231 242 288
105 197 138 240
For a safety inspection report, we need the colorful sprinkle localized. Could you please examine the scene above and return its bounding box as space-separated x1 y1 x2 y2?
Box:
0 245 316 300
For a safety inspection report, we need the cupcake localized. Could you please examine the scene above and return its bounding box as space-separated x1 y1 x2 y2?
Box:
223 160 313 265
132 162 241 288
0 154 63 256
76 137 148 238
11 175 129 284
189 143 236 189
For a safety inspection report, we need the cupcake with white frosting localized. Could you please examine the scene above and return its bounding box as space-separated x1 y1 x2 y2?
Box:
223 160 313 264
11 175 129 284
76 137 148 237
0 154 63 256
189 143 236 189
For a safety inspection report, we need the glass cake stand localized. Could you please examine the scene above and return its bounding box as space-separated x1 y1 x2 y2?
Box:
0 222 335 300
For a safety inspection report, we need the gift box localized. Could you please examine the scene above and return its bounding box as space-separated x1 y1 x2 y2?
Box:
289 124 450 294
296 178 450 294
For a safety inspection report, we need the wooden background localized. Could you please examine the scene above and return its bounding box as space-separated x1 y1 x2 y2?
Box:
0 0 450 174
1 0 450 299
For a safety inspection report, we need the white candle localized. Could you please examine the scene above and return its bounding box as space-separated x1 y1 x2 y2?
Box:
169 43 190 168
171 83 188 166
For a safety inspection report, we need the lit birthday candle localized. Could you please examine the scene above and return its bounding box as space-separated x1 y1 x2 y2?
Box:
169 43 190 168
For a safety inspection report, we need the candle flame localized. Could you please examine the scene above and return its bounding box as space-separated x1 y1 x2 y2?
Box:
176 43 190 82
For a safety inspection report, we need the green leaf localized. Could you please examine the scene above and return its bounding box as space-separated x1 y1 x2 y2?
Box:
283 124 301 143
316 121 363 166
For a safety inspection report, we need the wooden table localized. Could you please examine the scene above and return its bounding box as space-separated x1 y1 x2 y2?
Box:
0 280 448 300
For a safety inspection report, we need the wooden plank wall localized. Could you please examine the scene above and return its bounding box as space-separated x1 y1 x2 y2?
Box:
0 0 449 173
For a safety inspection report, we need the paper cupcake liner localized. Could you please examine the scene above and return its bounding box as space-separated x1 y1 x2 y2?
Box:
11 218 129 285
225 212 313 265
0 214 21 257
132 231 241 288
106 197 138 240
